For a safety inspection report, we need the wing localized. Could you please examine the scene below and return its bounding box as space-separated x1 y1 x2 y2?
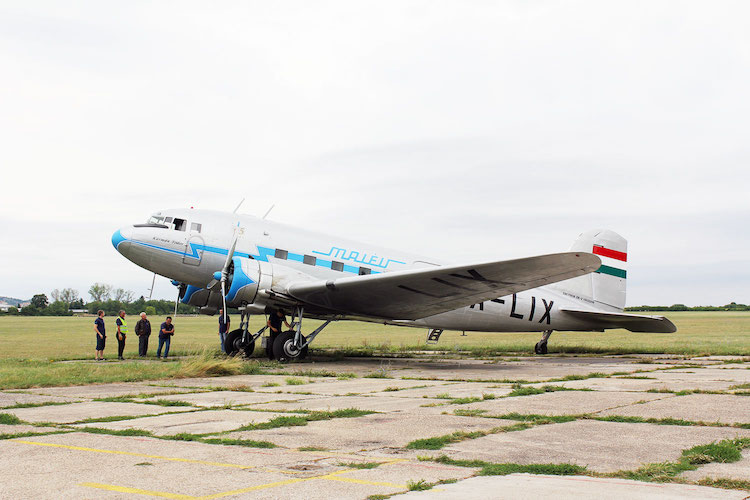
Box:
560 308 677 333
287 252 601 320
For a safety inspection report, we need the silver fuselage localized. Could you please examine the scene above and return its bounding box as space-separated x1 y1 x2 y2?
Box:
113 208 606 332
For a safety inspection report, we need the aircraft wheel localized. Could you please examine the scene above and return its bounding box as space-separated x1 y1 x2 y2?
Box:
272 331 308 363
224 329 255 357
534 341 548 355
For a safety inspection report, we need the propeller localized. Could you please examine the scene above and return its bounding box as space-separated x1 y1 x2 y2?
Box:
219 223 241 325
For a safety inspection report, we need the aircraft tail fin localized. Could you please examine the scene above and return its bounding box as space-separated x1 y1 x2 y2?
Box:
552 229 628 311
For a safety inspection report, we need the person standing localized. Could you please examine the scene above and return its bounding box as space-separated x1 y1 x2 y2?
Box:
94 310 106 361
115 310 128 360
218 309 230 353
135 312 151 357
157 316 174 359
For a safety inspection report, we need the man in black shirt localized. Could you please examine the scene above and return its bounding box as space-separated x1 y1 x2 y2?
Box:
267 309 291 334
135 312 151 357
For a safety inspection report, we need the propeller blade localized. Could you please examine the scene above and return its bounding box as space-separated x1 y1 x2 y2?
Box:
221 280 227 324
174 288 179 317
221 224 240 279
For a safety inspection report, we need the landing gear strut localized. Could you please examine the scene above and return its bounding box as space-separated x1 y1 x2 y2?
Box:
534 330 553 355
224 310 267 357
266 306 333 363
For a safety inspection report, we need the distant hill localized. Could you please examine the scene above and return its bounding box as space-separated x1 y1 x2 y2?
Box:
0 296 27 306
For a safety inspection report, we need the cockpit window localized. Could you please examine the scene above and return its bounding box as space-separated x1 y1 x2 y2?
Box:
147 215 165 224
190 222 202 233
173 218 187 231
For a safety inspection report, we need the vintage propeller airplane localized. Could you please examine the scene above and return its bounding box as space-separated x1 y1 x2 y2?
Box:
112 208 675 361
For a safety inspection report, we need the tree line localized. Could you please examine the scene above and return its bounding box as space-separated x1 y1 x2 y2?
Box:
1 282 197 316
625 302 750 312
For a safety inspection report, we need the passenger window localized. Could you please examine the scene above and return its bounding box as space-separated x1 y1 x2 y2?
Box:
359 267 371 275
190 222 202 233
275 249 288 260
331 261 344 271
303 255 316 266
173 218 187 231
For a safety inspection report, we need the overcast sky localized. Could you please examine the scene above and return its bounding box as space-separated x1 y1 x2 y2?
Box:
1 1 748 306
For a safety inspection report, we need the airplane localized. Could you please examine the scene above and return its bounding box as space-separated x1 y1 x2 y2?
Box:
111 208 676 361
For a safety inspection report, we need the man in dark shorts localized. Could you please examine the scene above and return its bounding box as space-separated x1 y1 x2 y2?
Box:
94 310 106 361
157 316 175 359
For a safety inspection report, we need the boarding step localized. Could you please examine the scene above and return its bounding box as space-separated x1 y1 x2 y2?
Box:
426 329 444 344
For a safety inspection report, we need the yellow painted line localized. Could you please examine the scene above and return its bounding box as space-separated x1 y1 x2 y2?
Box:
321 475 406 488
319 468 406 487
197 478 308 499
14 440 254 470
80 482 197 499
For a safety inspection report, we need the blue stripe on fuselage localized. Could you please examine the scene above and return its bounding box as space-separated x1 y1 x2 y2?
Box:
124 239 382 276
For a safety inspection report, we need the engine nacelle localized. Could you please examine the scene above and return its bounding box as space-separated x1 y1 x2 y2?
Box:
225 256 272 308
181 284 222 308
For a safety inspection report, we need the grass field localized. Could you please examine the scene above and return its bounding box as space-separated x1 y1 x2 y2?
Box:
0 312 748 389
1 311 749 360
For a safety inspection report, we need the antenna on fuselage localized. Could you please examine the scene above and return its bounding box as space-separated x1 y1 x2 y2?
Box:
232 198 245 214
147 273 157 300
262 204 275 220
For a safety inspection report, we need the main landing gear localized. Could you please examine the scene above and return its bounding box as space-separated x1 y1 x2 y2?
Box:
227 306 332 363
268 307 332 363
224 311 267 357
534 330 553 355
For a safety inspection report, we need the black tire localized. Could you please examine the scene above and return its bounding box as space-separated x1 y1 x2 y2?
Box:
534 341 548 355
224 329 255 357
272 331 308 363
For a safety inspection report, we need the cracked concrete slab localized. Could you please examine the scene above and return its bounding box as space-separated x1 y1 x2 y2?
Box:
289 357 668 382
140 390 323 408
598 393 750 424
368 382 514 399
399 474 749 499
458 390 669 416
4 401 195 424
0 392 81 408
73 409 291 435
0 423 60 436
24 382 197 399
681 449 750 482
528 376 738 393
226 413 508 452
249 395 444 413
439 420 750 472
156 374 331 389
253 378 446 396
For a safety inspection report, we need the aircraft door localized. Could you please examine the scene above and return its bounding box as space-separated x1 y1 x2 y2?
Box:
183 235 204 266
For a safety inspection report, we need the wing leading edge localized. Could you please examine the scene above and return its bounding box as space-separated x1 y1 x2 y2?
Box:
287 252 601 320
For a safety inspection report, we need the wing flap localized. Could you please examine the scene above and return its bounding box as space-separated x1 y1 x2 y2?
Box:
287 252 600 320
560 309 677 333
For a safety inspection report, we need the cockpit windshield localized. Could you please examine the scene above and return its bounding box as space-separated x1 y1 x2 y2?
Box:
147 215 165 225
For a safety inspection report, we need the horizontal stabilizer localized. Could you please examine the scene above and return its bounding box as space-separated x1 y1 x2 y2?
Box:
287 252 601 320
560 308 677 333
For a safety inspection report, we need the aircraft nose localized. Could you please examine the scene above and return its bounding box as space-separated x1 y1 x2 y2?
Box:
111 226 133 252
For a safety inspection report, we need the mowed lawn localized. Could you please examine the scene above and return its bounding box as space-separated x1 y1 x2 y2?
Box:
1 311 749 360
